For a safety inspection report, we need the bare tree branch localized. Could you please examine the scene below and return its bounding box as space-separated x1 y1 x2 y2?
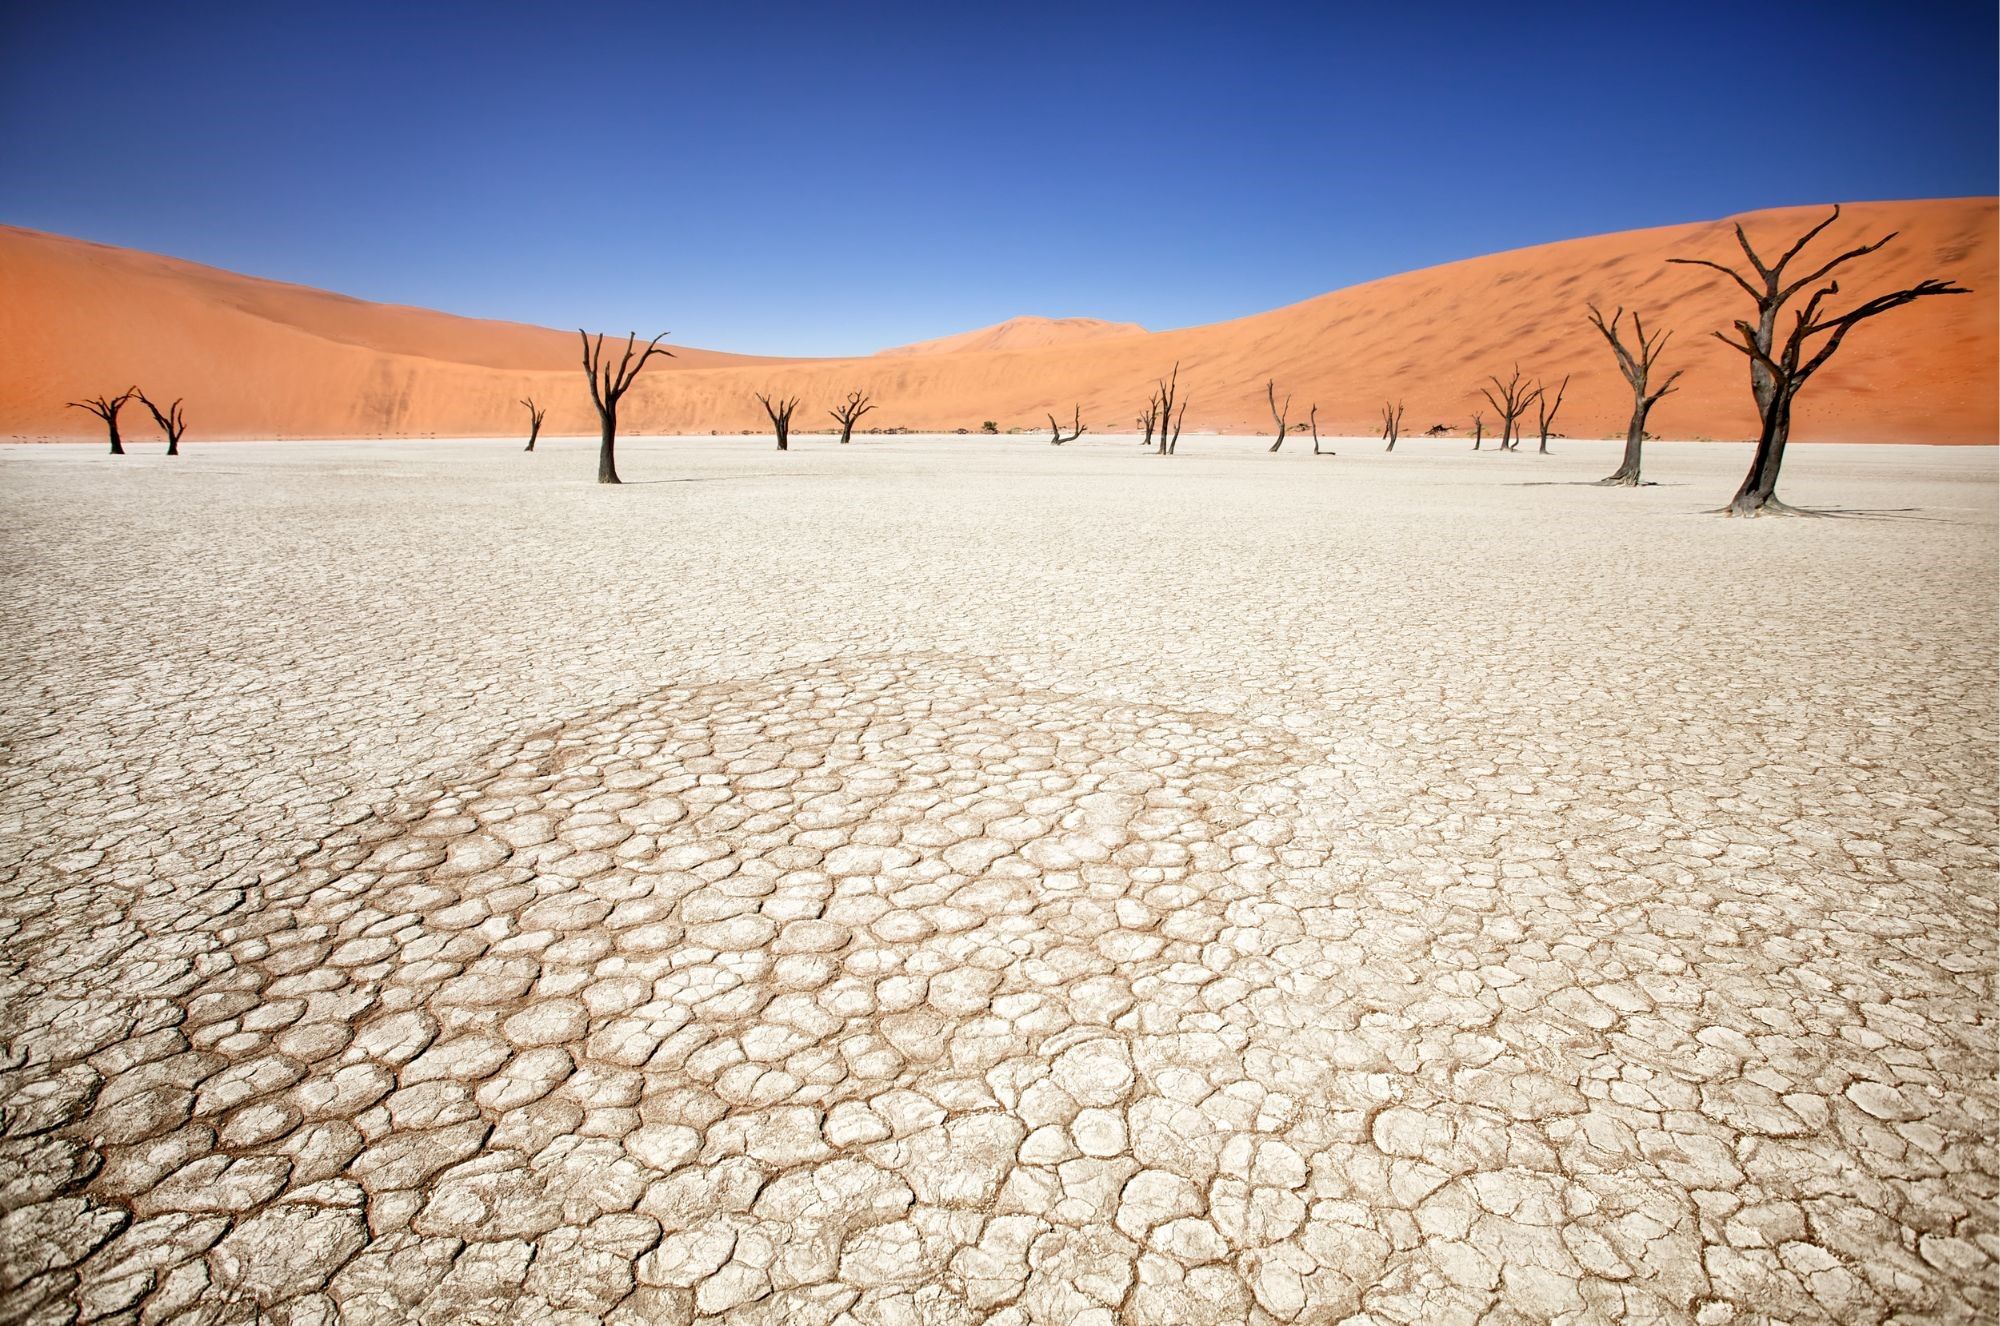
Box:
1048 406 1087 445
1265 379 1290 453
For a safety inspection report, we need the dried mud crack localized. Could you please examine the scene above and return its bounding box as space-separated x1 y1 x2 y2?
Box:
0 437 1992 1325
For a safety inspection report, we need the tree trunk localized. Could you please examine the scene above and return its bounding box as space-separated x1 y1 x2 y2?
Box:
107 420 124 456
838 421 854 445
525 420 540 453
1601 401 1651 485
775 421 789 451
165 434 178 457
1728 396 1793 514
597 412 620 484
1536 427 1550 455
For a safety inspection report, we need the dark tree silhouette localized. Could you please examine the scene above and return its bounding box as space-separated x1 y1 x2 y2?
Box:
1587 305 1681 486
1470 412 1485 450
1714 276 1969 514
1478 365 1541 452
1048 405 1086 445
580 331 672 484
520 397 546 452
1668 206 1971 514
136 390 188 456
1136 403 1157 449
757 393 802 450
1533 376 1567 455
68 387 137 455
1666 204 1891 465
1165 396 1187 454
1152 364 1182 455
1308 404 1334 456
1422 422 1451 438
829 390 876 445
1265 379 1291 453
1381 401 1404 451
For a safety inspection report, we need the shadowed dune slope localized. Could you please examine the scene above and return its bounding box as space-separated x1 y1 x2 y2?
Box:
3 199 1992 441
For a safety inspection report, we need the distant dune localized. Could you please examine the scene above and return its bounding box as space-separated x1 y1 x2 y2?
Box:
876 315 1149 358
2 199 1992 442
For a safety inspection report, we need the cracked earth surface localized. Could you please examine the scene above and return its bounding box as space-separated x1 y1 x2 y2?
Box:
0 436 1993 1325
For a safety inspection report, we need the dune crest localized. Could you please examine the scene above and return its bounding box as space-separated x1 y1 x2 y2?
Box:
876 315 1150 357
3 200 1992 442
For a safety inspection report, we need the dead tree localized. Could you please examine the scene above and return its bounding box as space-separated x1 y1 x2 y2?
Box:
1666 204 1890 466
757 393 801 450
519 397 545 452
1668 207 1971 514
1422 422 1450 437
1533 376 1567 454
68 388 136 455
1587 305 1682 485
1381 401 1404 451
1309 405 1334 456
1478 365 1541 451
1136 403 1157 448
1048 406 1086 445
827 390 876 445
1715 276 1969 514
580 331 672 484
135 390 188 456
1470 413 1485 450
1265 379 1291 452
1166 396 1187 453
1152 364 1182 455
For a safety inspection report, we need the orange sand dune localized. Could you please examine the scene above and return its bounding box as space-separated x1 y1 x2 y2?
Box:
3 200 1992 443
877 315 1149 357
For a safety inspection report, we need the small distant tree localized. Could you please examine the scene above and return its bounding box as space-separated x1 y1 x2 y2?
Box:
135 390 188 456
1152 364 1182 455
1265 379 1290 453
980 419 998 434
1422 422 1450 438
1048 406 1086 445
68 387 137 455
829 390 876 444
519 397 545 452
1470 412 1485 449
1478 365 1541 451
1308 405 1334 456
757 392 801 450
1533 376 1567 454
1381 401 1404 451
580 330 673 484
1587 305 1681 486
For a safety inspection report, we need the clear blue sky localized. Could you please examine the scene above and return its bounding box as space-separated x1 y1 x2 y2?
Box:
3 1 1993 356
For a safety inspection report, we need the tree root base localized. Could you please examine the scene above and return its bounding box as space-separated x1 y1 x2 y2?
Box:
1719 496 1823 517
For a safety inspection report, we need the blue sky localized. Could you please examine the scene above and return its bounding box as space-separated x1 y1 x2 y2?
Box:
3 1 1994 356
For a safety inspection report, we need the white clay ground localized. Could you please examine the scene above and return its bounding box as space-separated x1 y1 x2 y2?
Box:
0 434 1993 1325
